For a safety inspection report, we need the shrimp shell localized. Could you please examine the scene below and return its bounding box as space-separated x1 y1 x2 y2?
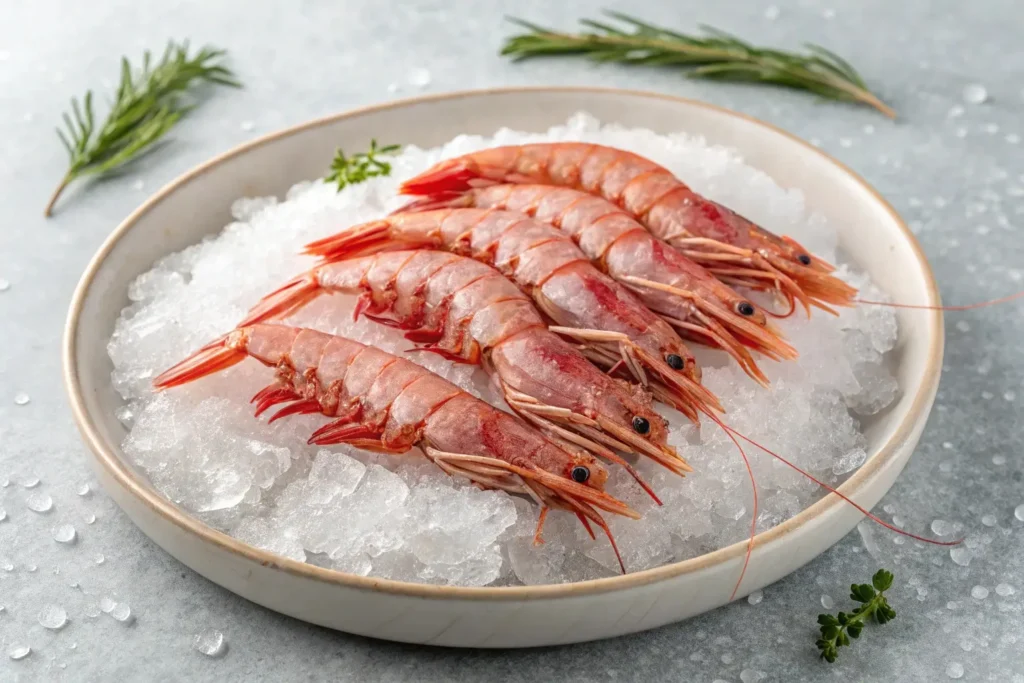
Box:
305 210 724 422
399 184 799 385
239 250 690 489
153 324 639 571
400 142 857 316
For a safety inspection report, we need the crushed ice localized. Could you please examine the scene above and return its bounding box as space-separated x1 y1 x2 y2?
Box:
106 114 901 586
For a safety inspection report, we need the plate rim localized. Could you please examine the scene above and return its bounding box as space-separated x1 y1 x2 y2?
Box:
62 85 943 601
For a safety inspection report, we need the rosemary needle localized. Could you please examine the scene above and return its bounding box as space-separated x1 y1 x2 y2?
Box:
46 40 240 217
501 12 895 119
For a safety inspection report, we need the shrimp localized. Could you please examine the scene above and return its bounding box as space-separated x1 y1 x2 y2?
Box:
304 210 724 423
399 185 798 386
239 250 690 494
399 143 858 317
152 324 640 571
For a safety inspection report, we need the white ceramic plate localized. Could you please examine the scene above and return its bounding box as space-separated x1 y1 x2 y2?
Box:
64 87 942 648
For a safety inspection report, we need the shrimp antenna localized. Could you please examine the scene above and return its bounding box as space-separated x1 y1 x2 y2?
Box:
855 289 1024 311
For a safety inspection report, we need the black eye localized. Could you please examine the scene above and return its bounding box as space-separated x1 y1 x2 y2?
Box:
737 301 755 317
798 254 812 266
666 354 684 370
632 416 651 434
571 466 590 483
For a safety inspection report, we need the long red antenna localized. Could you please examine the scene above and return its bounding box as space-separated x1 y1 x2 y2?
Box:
855 290 1024 311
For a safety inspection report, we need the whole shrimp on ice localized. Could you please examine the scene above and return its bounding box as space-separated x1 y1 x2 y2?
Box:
153 324 639 570
400 143 857 316
400 184 797 386
304 210 723 422
240 250 689 493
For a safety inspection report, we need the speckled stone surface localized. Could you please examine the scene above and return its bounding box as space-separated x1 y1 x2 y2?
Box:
1 1 1022 680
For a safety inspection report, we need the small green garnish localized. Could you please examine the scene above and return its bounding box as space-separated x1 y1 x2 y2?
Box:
325 140 401 191
46 40 240 217
816 569 897 663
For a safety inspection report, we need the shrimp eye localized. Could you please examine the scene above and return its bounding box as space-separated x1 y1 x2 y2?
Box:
737 301 756 317
571 466 590 484
632 416 651 434
666 353 684 370
797 254 812 266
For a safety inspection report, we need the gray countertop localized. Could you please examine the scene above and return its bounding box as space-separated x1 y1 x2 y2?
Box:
1 1 1022 680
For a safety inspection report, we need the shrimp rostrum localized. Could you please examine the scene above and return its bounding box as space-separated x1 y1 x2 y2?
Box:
153 324 639 570
240 250 690 497
305 209 724 423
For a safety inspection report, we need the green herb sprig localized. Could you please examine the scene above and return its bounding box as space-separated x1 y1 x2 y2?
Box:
501 11 895 119
46 41 240 217
816 569 897 663
325 140 401 191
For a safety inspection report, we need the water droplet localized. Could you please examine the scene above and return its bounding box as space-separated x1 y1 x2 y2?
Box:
25 492 52 513
0 278 9 291
20 475 39 488
1 558 13 571
740 669 766 683
820 594 834 609
131 179 144 191
981 390 994 400
95 554 105 565
950 547 972 566
892 515 905 528
946 661 965 679
947 601 958 610
981 514 997 527
26 564 37 573
14 393 30 405
0 508 6 522
100 597 116 613
1015 504 1024 522
110 602 133 623
386 82 399 94
1005 391 1017 402
193 628 227 658
993 454 1007 465
863 124 875 134
240 120 255 131
1007 134 1021 145
996 583 1015 597
948 105 965 118
959 639 973 651
52 523 76 544
38 604 68 630
76 482 91 496
764 5 780 19
8 645 31 661
747 589 763 605
942 441 953 449
721 653 735 665
839 137 853 148
84 604 101 618
84 512 96 525
983 123 1000 134
407 67 431 88
931 519 953 535
971 585 989 600
963 84 988 104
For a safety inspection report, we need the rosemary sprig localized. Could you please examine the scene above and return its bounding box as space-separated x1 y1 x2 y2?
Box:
816 569 897 663
501 12 895 119
324 140 401 191
46 40 240 217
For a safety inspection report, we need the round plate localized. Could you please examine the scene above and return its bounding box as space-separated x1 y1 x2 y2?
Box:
63 87 943 648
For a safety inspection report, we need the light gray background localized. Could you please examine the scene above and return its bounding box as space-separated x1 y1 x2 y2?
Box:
1 1 1022 681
